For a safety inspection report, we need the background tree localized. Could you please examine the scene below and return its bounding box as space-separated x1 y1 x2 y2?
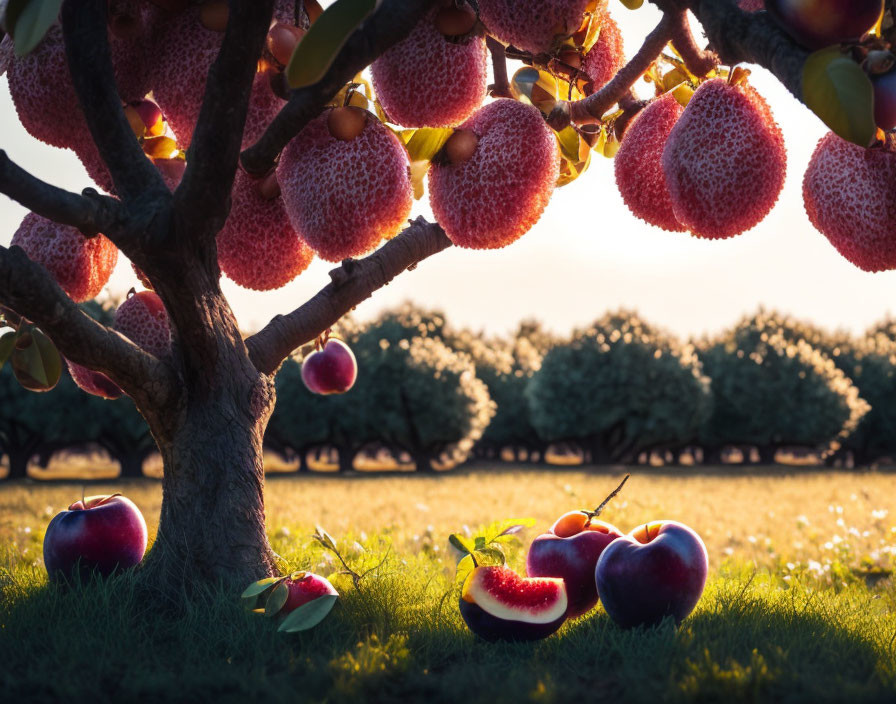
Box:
527 311 711 463
0 0 891 594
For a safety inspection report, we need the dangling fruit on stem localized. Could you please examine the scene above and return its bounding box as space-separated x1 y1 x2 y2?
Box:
581 12 624 94
114 291 172 358
478 0 604 55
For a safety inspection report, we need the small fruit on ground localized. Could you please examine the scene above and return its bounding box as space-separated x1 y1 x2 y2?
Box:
661 77 786 239
217 170 314 291
478 0 600 55
11 213 118 303
428 99 558 249
803 132 896 272
459 565 568 641
301 338 358 395
872 69 896 132
278 108 413 262
615 93 686 232
281 572 338 614
582 12 624 94
114 291 172 357
370 6 487 128
766 0 882 50
595 520 708 629
43 494 148 582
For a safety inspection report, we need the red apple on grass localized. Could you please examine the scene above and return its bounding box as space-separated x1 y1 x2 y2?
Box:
301 334 357 395
526 475 628 618
594 520 708 629
766 0 882 50
242 571 339 632
43 493 148 582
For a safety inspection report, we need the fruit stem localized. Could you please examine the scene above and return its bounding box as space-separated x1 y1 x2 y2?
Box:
585 473 630 522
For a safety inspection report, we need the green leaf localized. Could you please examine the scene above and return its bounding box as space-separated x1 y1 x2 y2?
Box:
0 331 15 369
5 0 63 58
240 577 282 600
399 127 453 162
285 0 380 89
510 67 559 116
487 518 536 543
313 526 338 552
454 553 475 585
448 533 476 556
277 593 338 633
803 48 876 147
474 546 506 565
11 327 61 391
264 582 290 617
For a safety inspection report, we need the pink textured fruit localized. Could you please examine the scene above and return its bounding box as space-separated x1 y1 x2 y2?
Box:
150 1 297 148
478 0 598 54
661 78 786 239
803 133 896 272
370 6 487 127
11 213 118 302
767 0 882 50
614 93 685 232
582 12 624 94
428 99 558 249
217 170 314 290
114 291 171 357
277 108 413 262
738 0 765 11
66 361 124 399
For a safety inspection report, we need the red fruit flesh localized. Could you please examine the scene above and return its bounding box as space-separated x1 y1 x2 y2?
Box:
582 12 624 94
428 99 558 249
278 109 412 262
615 92 686 232
661 78 786 239
803 132 896 272
11 213 118 303
371 7 487 128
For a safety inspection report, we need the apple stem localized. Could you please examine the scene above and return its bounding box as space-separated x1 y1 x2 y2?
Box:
586 473 631 522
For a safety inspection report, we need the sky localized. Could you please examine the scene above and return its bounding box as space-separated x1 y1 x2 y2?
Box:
1 4 894 341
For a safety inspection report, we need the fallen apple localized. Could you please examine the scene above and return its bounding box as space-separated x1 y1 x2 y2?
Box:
594 520 708 629
43 493 148 582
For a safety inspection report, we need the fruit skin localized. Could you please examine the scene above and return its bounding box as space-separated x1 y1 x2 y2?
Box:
278 109 413 262
595 520 708 629
217 170 314 291
661 78 786 239
114 291 172 358
459 565 567 641
582 12 624 94
766 0 882 50
66 361 124 400
615 93 686 232
370 7 487 128
738 0 765 10
872 69 896 132
43 494 148 582
803 132 896 272
478 0 598 54
428 99 558 249
11 213 118 303
526 514 622 618
301 339 358 395
282 573 338 614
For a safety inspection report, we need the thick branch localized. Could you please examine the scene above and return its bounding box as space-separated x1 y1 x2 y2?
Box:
686 0 809 100
487 36 512 98
566 14 675 124
0 245 176 409
669 10 719 77
246 217 452 375
240 0 439 175
175 0 276 241
0 151 124 237
61 0 167 202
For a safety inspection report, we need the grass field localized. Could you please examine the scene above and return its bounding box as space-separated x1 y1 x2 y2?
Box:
1 466 895 702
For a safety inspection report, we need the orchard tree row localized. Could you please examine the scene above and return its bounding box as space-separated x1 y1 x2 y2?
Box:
0 0 893 589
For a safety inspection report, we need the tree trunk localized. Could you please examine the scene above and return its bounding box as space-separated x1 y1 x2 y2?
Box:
757 445 777 465
337 446 355 473
414 452 434 473
117 452 146 479
6 449 31 479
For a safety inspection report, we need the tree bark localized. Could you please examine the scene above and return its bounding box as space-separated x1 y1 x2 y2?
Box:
6 450 30 479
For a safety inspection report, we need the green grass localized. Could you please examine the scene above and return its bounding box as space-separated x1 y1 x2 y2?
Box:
1 468 895 703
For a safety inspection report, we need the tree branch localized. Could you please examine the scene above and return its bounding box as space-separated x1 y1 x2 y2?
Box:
246 217 452 375
0 151 124 237
175 0 276 241
564 13 676 124
669 10 719 77
240 0 439 175
61 0 167 203
487 36 512 98
0 245 177 409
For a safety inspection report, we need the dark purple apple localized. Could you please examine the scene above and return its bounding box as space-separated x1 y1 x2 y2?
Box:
873 68 896 131
459 565 567 641
526 513 622 618
43 494 148 582
595 520 708 629
301 338 357 395
766 0 882 50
